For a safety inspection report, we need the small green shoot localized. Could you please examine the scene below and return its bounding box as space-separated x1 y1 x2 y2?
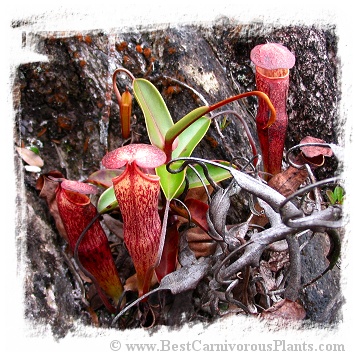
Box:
326 186 345 205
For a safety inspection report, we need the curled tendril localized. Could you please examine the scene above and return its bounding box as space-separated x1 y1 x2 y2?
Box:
213 240 253 285
225 278 250 314
112 68 135 105
230 154 260 175
170 198 193 228
210 110 259 167
187 163 213 204
163 155 342 315
166 157 220 192
248 194 264 217
286 142 335 213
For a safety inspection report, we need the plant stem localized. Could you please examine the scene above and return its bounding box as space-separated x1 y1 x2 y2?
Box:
164 91 275 162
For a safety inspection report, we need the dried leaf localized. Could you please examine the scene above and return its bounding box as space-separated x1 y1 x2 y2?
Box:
86 169 124 188
261 299 306 320
225 220 250 250
36 171 69 242
259 261 277 291
124 273 158 293
178 229 198 266
86 306 100 326
159 258 211 294
16 146 44 167
186 226 217 258
113 258 211 324
184 198 209 232
207 183 237 241
300 136 333 158
268 161 308 198
102 214 124 241
185 185 212 203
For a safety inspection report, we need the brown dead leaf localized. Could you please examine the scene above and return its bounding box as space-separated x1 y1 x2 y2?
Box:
268 161 309 198
186 226 217 258
261 299 306 320
102 214 124 241
124 272 158 293
16 146 44 167
36 171 69 242
300 136 333 158
250 154 309 228
184 185 213 203
86 306 100 326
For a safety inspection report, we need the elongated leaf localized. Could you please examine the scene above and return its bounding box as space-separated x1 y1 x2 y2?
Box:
97 186 119 214
133 78 174 149
165 106 209 146
158 257 211 294
157 117 211 199
172 116 210 158
133 78 211 199
164 106 209 160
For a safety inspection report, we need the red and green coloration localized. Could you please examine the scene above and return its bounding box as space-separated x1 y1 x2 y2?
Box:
102 144 167 296
251 43 295 177
56 179 123 308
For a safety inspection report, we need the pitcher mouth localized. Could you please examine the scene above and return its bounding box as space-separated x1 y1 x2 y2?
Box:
62 189 90 206
256 66 289 79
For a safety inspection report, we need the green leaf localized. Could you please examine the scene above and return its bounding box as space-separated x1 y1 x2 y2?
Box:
156 163 185 201
157 117 211 199
326 186 345 205
326 190 336 205
172 116 210 158
333 186 344 204
186 161 232 187
28 146 40 155
97 186 118 214
133 78 174 150
165 106 209 146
